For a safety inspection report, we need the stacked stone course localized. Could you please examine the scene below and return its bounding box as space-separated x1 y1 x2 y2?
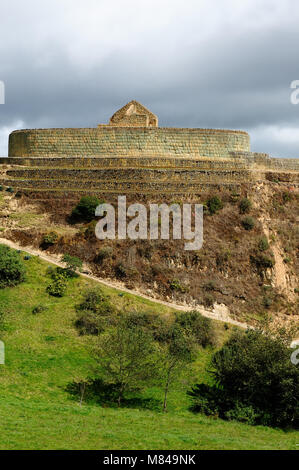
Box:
1 101 298 196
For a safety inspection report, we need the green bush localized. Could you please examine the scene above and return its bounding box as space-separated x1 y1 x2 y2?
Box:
169 279 188 293
258 237 269 251
175 311 216 347
189 329 299 428
0 245 26 288
75 287 117 335
206 196 223 215
71 196 102 222
251 253 275 271
62 254 82 276
46 277 67 297
241 216 255 231
32 304 48 315
239 198 252 214
42 231 59 246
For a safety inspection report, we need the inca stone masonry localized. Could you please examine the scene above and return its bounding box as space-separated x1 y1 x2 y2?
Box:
0 100 298 196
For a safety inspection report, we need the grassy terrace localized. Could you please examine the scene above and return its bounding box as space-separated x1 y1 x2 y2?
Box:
0 252 298 450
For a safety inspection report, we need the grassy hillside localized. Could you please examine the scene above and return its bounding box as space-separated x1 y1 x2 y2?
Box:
0 251 298 450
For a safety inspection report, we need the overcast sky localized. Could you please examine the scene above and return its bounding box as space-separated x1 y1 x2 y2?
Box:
0 0 299 157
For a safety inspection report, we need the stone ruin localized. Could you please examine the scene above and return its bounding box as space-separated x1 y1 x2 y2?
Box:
0 100 298 197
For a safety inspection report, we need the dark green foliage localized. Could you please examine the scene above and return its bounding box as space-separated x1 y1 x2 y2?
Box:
262 296 272 308
75 287 117 335
189 329 299 428
32 304 48 315
46 277 67 297
175 311 216 347
169 279 188 293
71 196 101 222
42 231 59 247
258 237 269 251
239 198 252 214
206 196 223 215
282 191 291 204
122 312 170 343
62 254 82 276
250 253 275 271
241 216 255 230
0 244 26 288
94 318 158 406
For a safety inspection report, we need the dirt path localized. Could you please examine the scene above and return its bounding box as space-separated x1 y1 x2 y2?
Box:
0 237 248 329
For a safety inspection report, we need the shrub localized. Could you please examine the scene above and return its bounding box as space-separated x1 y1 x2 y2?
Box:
71 196 102 222
169 279 188 293
251 253 275 271
46 277 67 297
75 287 117 335
175 311 216 347
282 191 291 204
241 216 255 231
95 246 113 264
262 296 272 308
206 196 223 215
32 304 48 315
203 294 214 308
258 237 269 251
189 329 299 428
42 231 59 247
216 249 231 267
239 198 252 214
0 245 26 288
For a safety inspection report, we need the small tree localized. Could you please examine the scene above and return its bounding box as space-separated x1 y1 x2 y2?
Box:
189 327 299 428
62 254 83 276
71 196 101 222
158 324 195 412
0 244 26 288
94 319 158 406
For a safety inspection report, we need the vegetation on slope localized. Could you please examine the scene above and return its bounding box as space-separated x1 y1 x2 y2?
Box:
0 250 298 450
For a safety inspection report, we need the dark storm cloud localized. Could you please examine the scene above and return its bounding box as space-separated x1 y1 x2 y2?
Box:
0 0 299 157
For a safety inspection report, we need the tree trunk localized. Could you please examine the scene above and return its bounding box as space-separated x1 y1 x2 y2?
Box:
79 382 86 407
163 371 171 412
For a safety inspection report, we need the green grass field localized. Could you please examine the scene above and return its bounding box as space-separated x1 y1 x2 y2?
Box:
0 251 298 450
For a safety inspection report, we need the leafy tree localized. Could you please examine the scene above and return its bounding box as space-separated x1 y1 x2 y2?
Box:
62 254 83 276
0 244 26 288
158 324 195 412
189 328 299 428
71 196 101 222
94 318 158 406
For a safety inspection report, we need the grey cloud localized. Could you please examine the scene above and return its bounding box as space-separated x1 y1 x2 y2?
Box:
0 0 299 158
